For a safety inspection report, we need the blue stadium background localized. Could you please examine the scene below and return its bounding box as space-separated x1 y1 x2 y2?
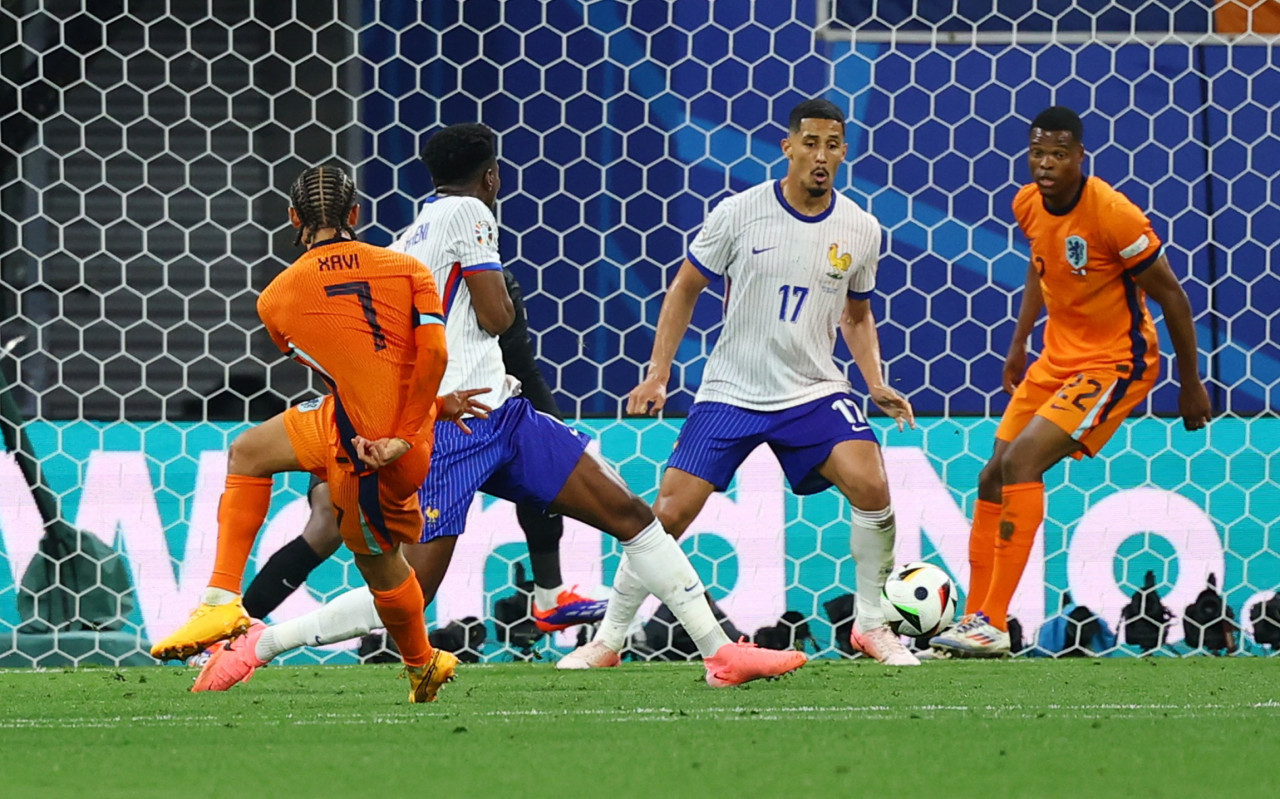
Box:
358 0 1278 419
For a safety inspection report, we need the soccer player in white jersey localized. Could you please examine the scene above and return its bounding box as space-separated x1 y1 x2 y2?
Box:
194 123 805 691
560 99 921 669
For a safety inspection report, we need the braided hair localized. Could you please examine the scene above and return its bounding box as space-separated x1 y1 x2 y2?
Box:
289 164 357 246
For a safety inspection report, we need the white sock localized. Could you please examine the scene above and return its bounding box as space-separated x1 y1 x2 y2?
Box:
850 504 896 631
533 584 564 611
255 586 380 662
621 520 730 659
202 587 239 606
592 554 649 652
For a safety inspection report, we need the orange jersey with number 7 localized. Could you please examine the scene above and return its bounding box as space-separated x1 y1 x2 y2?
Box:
257 238 447 471
1012 175 1162 380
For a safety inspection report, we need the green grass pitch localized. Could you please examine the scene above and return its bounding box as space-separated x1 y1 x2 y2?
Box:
2 658 1277 798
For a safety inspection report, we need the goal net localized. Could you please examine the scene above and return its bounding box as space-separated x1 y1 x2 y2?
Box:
0 0 1276 665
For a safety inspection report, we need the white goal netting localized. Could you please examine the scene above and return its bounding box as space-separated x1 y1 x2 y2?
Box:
0 1 1276 665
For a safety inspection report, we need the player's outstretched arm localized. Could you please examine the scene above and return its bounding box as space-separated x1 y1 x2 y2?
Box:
626 258 710 416
1134 255 1213 431
839 296 915 431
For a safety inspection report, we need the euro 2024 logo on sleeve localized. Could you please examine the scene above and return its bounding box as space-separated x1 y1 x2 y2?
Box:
1065 235 1088 277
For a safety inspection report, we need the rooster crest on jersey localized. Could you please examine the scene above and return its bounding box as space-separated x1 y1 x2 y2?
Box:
1065 235 1088 275
827 243 853 279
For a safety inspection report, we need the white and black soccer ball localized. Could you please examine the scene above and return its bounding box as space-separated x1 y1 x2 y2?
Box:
880 562 958 638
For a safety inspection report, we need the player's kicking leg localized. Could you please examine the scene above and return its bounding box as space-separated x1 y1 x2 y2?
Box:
150 411 307 660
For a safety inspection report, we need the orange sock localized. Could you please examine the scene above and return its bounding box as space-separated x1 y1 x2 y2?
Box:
371 571 433 667
208 474 274 594
964 499 1001 614
981 482 1044 631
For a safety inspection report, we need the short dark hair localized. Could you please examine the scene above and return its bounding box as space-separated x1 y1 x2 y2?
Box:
289 164 356 246
1031 106 1084 144
788 99 846 133
420 123 497 187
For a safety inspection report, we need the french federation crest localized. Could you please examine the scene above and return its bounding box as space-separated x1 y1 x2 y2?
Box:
1065 235 1088 275
827 243 853 279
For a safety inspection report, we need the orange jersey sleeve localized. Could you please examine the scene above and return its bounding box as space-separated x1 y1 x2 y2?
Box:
258 240 447 469
1012 177 1161 381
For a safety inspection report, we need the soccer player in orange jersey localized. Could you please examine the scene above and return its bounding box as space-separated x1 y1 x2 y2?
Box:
930 106 1213 657
151 165 485 701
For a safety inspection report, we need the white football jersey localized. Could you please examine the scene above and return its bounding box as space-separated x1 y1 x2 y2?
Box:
391 195 518 408
686 180 882 410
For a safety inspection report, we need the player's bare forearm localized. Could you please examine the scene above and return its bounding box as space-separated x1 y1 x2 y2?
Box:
1136 257 1202 381
1135 256 1213 429
839 298 887 390
396 323 449 445
840 300 915 430
645 259 709 380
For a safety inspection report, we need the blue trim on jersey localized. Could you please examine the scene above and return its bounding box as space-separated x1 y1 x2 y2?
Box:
847 289 873 301
461 261 502 275
415 311 445 327
686 251 723 283
773 180 835 223
1127 245 1162 276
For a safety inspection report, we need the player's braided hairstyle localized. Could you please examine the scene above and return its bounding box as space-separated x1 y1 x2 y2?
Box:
420 123 496 188
1031 106 1084 144
289 164 357 246
788 98 846 133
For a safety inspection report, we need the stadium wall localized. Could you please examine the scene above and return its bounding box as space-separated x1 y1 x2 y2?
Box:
2 417 1275 660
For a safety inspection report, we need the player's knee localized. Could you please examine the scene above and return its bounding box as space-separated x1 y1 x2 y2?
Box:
609 494 655 536
226 434 267 477
998 442 1040 486
978 458 1004 497
850 474 891 511
653 494 699 537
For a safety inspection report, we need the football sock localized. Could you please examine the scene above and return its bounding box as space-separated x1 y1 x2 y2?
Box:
983 482 1044 631
517 503 565 589
242 535 328 619
370 571 433 668
593 554 648 652
849 504 896 631
533 584 565 612
620 520 729 658
964 499 1002 614
206 474 273 596
256 586 380 662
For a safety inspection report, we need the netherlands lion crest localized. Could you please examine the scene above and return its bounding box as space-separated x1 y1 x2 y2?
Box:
1065 235 1088 276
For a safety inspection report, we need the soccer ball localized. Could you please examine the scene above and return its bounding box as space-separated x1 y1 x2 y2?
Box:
880 562 957 638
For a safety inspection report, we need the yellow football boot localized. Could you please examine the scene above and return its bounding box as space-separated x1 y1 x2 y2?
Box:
149 599 251 661
405 649 459 703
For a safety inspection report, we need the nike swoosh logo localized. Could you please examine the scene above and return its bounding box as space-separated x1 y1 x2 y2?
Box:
751 246 777 255
683 584 699 593
1050 403 1068 411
